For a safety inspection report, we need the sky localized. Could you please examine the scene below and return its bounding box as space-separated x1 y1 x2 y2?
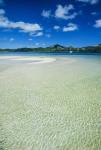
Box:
0 0 101 48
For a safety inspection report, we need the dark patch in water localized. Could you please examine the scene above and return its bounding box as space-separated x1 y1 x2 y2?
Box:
0 141 5 150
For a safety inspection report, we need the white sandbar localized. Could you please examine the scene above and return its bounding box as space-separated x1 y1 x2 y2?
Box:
0 56 56 64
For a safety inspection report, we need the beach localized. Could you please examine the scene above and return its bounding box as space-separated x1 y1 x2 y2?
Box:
0 54 101 150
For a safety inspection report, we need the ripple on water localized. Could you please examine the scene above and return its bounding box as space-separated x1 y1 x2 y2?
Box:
0 55 101 150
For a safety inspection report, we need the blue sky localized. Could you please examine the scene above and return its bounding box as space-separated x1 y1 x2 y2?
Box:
0 0 101 48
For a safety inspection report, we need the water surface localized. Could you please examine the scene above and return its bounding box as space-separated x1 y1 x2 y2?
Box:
0 53 101 150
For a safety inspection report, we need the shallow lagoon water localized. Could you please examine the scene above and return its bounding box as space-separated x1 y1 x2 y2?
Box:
0 53 101 150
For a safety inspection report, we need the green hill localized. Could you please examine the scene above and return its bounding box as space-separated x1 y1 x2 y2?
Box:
0 44 101 53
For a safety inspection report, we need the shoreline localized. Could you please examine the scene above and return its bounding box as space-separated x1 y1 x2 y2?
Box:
0 51 101 56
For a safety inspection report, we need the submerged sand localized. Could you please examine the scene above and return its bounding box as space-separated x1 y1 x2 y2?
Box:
0 56 56 64
0 55 101 150
0 56 76 64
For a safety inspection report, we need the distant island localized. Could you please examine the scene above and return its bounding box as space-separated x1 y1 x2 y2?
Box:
0 44 101 53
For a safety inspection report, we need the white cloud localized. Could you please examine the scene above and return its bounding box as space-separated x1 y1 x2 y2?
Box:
77 0 99 4
34 32 43 37
10 38 14 42
0 0 4 5
35 42 40 46
41 4 77 20
46 34 51 38
0 9 5 15
91 12 97 15
63 23 78 32
0 9 43 35
55 4 77 20
94 19 101 28
42 43 46 46
53 25 60 30
28 38 33 41
41 10 51 18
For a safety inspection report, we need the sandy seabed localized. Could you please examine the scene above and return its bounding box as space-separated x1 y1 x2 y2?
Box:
0 55 101 150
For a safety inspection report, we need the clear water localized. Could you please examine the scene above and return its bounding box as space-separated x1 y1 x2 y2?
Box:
0 53 101 150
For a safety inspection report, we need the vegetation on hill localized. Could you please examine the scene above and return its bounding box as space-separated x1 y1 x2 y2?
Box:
0 44 101 53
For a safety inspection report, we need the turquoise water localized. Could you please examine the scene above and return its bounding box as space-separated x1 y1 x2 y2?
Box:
0 53 101 150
